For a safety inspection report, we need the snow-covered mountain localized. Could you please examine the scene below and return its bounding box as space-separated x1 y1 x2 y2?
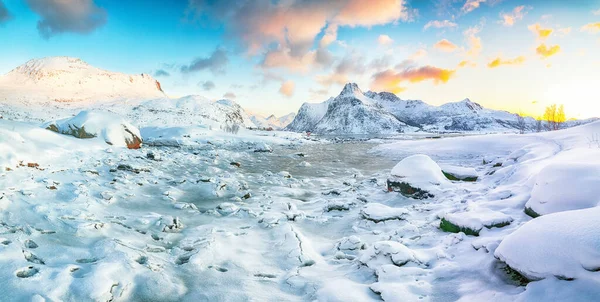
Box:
307 83 412 134
287 83 544 134
0 57 259 130
0 57 165 103
247 112 296 129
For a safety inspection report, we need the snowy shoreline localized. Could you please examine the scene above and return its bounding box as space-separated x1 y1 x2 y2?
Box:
1 112 600 301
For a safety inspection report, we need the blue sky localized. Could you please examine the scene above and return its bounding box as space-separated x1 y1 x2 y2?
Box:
0 0 599 118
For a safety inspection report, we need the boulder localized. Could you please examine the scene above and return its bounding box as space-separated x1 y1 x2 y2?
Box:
45 111 142 149
387 154 451 199
525 162 600 217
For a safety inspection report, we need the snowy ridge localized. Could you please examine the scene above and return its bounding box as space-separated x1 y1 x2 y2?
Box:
0 57 165 103
287 83 593 134
247 112 296 130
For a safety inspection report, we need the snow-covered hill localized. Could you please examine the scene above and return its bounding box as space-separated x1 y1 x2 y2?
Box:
0 57 260 131
0 57 165 103
287 83 587 134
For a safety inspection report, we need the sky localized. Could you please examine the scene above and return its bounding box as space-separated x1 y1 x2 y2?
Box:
0 0 599 118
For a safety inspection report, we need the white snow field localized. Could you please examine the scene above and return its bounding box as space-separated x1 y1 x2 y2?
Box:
2 107 600 301
1 58 600 301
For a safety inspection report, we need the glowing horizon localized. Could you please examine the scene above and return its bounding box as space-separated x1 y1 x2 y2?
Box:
0 0 599 119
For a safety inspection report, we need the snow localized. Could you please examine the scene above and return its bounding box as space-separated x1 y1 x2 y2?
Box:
442 207 513 234
525 162 600 215
46 110 142 148
360 203 408 223
495 207 600 280
440 164 479 180
2 57 600 301
0 57 164 102
390 154 452 192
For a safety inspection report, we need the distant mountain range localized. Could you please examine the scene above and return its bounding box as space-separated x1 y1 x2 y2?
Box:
0 57 594 134
286 83 596 134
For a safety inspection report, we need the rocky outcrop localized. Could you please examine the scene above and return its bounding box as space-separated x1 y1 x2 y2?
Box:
45 111 143 149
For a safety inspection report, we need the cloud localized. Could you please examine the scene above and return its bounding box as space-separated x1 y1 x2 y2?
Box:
369 55 394 71
462 0 486 14
279 80 295 97
0 0 12 23
260 47 319 72
528 23 553 39
423 20 457 30
434 39 458 52
223 92 236 99
378 34 394 45
370 65 456 93
458 60 477 68
410 49 428 60
25 0 107 39
487 56 526 68
593 9 600 16
500 6 529 26
200 81 215 91
315 51 367 88
181 48 229 75
581 22 600 33
319 23 338 47
186 0 416 59
558 27 572 35
154 69 170 77
536 44 560 58
464 24 483 57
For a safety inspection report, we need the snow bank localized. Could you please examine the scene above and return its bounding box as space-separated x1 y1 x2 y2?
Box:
525 162 600 216
495 207 600 280
388 154 451 198
0 119 104 168
46 111 142 149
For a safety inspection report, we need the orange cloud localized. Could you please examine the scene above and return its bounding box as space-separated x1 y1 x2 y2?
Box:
410 49 427 60
335 0 415 26
187 0 415 65
581 22 600 33
370 66 456 93
434 39 458 52
536 44 561 58
458 60 476 68
500 6 529 26
378 34 394 45
487 56 526 68
528 23 553 39
424 20 458 30
279 80 295 97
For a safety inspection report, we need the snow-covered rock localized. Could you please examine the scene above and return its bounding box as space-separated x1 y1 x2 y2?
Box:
525 162 600 217
440 208 513 236
359 241 419 269
387 154 451 198
495 207 600 281
440 164 478 181
360 203 408 223
46 111 142 149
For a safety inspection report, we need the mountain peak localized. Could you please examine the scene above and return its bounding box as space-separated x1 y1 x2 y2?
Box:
339 82 363 97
